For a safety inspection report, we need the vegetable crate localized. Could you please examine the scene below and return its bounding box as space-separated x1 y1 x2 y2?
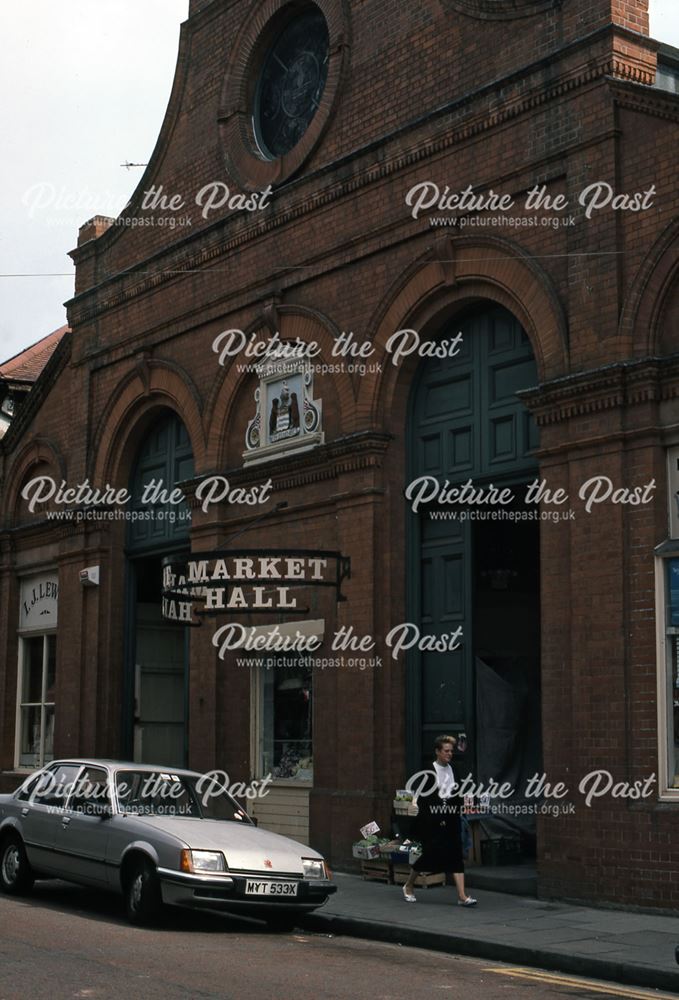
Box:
391 865 445 888
392 799 418 816
361 859 391 883
352 843 381 860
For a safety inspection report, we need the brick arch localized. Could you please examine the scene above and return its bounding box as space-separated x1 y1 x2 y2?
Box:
206 304 355 467
92 360 206 487
357 236 568 427
3 437 67 519
620 218 679 357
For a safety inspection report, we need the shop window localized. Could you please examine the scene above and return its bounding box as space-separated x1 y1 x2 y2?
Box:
17 634 56 768
657 447 679 796
659 554 679 792
261 657 313 782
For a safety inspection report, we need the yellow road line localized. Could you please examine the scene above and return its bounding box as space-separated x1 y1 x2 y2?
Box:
483 966 673 1000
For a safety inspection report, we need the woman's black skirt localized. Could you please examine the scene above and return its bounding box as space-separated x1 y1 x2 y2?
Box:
412 795 464 874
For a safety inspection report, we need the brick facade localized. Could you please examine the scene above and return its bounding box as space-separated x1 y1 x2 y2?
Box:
2 0 679 909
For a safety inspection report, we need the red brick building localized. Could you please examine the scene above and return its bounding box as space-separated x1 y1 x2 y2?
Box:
2 0 679 908
0 327 68 441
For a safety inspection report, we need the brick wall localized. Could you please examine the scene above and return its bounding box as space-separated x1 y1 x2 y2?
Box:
2 0 679 907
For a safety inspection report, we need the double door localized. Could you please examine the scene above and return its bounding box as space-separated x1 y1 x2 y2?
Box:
407 306 539 772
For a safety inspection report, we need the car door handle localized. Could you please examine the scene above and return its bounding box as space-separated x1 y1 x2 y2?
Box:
21 807 29 817
61 816 71 826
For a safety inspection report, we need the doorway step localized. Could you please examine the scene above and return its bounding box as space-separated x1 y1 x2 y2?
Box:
465 861 537 897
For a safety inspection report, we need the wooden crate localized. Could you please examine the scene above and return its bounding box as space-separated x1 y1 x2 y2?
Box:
361 859 391 883
391 864 445 888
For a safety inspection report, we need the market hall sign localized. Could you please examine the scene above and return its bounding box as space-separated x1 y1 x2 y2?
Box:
161 549 351 624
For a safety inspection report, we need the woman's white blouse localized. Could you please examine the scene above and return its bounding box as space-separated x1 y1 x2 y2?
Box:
433 761 457 800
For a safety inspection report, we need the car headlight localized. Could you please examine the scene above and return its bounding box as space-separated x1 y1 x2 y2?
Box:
302 858 326 879
180 849 227 874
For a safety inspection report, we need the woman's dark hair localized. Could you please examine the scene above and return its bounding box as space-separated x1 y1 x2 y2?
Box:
434 734 457 752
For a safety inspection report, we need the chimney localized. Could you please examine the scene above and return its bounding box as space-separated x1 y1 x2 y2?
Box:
77 215 115 247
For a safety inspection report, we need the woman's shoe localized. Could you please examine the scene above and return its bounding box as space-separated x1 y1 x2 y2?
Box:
457 896 477 906
403 885 416 903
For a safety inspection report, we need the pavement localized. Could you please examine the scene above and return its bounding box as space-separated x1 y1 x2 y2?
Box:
301 870 679 993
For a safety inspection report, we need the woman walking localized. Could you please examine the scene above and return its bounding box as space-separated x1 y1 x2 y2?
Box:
403 734 477 906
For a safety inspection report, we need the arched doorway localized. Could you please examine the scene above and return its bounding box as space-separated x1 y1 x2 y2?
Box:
124 411 194 767
407 304 541 846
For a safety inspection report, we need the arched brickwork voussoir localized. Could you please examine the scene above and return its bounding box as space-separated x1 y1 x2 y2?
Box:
206 304 356 468
620 218 679 358
92 361 206 488
358 236 569 428
3 438 67 520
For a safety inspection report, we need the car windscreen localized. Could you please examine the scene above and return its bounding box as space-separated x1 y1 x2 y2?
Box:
115 771 251 822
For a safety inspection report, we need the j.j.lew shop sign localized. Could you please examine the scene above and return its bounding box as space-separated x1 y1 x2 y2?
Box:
161 550 351 624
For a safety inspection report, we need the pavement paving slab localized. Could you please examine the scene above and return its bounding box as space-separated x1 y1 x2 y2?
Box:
300 872 679 993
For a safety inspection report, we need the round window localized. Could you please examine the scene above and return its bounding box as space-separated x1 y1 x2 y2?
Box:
254 8 330 160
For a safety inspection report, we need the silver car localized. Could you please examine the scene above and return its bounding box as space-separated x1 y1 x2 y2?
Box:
0 759 336 928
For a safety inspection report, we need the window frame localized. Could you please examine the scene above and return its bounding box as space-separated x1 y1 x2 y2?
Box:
252 5 331 161
68 766 113 815
218 0 348 192
655 545 679 800
30 763 83 809
249 619 324 787
14 629 57 772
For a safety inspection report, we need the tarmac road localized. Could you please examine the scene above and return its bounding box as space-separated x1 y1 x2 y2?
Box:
0 882 675 1000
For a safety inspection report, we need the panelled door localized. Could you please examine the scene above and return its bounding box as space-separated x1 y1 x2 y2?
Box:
407 306 539 771
134 604 186 767
126 411 193 767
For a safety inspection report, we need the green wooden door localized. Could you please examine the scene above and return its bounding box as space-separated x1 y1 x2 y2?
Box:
407 306 538 772
125 412 194 765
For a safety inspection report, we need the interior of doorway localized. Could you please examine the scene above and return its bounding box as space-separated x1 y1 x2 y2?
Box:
471 487 541 858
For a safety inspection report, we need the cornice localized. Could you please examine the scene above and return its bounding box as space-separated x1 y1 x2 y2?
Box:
612 79 679 123
0 516 87 546
444 0 560 19
520 356 679 426
66 26 657 327
182 430 393 504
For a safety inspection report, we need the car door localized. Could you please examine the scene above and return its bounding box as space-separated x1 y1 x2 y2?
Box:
20 763 83 874
53 766 113 887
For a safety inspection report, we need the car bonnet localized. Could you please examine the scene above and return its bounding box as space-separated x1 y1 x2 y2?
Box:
131 816 323 873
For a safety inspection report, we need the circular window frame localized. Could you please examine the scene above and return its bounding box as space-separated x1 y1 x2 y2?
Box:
219 0 349 192
252 7 330 161
444 0 560 19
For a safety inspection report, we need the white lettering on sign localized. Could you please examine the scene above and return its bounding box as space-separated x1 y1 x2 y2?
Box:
20 574 58 630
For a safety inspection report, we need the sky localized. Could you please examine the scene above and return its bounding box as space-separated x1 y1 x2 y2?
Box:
0 0 189 363
0 0 678 365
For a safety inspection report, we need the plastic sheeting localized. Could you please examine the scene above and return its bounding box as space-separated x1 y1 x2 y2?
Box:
474 655 541 849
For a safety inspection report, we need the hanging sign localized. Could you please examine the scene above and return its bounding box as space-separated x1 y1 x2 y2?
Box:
161 549 350 624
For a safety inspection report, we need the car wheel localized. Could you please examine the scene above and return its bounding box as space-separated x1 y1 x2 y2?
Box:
265 913 298 933
124 859 161 926
0 834 34 895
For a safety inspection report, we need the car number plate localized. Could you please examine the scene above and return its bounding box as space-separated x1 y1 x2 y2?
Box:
245 880 298 896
